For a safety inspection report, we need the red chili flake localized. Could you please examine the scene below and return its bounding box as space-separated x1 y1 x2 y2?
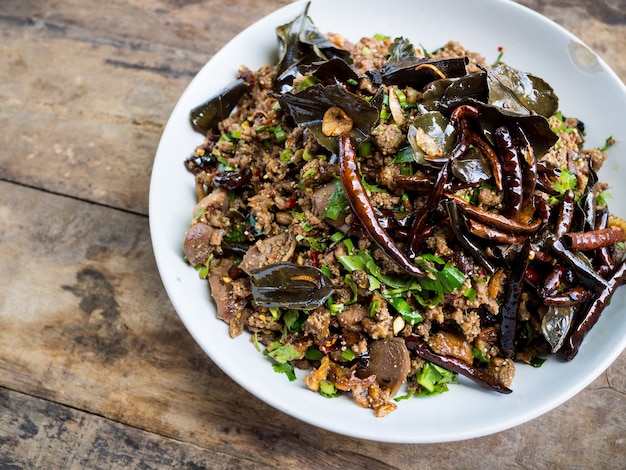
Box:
310 251 320 268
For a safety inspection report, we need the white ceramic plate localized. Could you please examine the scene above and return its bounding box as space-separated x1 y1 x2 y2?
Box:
150 0 626 443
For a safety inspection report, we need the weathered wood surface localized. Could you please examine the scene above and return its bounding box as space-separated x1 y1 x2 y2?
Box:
1 0 625 468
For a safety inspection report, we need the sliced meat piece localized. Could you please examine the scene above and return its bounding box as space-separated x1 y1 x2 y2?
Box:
183 223 215 266
356 337 411 396
238 232 297 275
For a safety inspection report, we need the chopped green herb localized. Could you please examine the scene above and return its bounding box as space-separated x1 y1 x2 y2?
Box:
416 362 458 395
319 379 340 398
472 347 490 363
216 156 237 172
305 347 324 361
269 124 288 143
302 148 315 161
295 234 327 251
268 307 281 321
491 47 504 67
551 169 577 195
463 287 477 302
280 148 293 164
382 294 423 325
599 136 615 152
272 362 297 381
295 75 320 91
596 191 613 207
223 222 246 243
193 206 205 220
264 341 303 364
343 274 359 304
391 146 414 164
528 356 546 368
194 253 213 280
341 348 356 361
357 139 373 157
301 167 317 180
323 182 350 221
283 309 306 333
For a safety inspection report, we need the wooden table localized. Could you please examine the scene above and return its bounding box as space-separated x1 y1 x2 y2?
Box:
1 0 625 467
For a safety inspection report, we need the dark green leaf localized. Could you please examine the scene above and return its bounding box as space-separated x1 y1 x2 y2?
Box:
189 79 250 134
274 2 352 91
272 362 297 381
451 147 492 184
387 37 417 64
377 57 468 88
273 83 380 152
487 64 559 119
466 99 558 157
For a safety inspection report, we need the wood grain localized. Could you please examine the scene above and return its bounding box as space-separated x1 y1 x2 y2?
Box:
1 0 625 468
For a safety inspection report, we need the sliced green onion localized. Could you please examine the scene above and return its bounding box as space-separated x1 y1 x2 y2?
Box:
279 148 293 163
341 348 356 361
319 379 340 398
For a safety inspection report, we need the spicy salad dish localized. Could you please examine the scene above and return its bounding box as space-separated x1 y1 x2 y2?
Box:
179 3 625 418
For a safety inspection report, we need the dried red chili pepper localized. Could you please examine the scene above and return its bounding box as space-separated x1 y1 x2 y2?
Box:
465 218 529 245
212 168 252 190
548 235 609 291
594 208 615 277
563 227 625 251
543 285 592 306
427 105 502 190
444 199 497 275
447 194 541 234
338 132 427 277
539 264 567 298
500 240 531 358
495 126 523 219
406 163 449 259
563 260 626 360
513 124 537 208
554 189 575 238
404 335 512 394
453 106 503 190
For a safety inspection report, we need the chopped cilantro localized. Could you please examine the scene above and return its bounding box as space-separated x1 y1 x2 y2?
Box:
263 341 302 382
264 341 302 363
272 362 297 381
391 146 415 164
